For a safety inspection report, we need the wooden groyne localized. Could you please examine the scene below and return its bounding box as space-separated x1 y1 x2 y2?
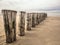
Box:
2 9 47 43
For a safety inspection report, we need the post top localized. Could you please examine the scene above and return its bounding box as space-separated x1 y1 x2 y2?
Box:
20 11 26 13
2 9 17 13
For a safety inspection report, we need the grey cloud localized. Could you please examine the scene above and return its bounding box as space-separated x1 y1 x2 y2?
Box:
0 0 60 11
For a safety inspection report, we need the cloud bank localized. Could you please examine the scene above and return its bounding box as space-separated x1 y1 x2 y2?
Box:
0 0 60 11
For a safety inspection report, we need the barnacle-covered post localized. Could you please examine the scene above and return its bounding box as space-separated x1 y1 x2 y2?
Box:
19 11 25 36
27 13 31 30
2 9 17 43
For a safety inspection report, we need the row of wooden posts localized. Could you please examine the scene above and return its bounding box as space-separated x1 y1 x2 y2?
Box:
2 9 47 43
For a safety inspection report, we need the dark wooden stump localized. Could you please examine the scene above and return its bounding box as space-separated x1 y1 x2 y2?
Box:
39 13 41 23
36 13 39 25
40 13 47 22
2 10 17 43
34 13 37 25
27 13 31 31
40 13 44 22
19 11 25 36
38 13 40 24
32 13 35 27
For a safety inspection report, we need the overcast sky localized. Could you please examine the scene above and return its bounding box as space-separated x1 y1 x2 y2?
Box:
0 0 60 11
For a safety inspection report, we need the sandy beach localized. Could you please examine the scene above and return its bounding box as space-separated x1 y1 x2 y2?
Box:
0 15 60 45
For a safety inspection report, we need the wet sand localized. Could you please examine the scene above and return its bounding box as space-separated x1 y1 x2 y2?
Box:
0 15 60 45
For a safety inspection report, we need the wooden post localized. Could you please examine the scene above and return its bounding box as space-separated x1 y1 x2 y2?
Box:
38 13 40 24
45 13 47 19
27 13 31 30
34 13 37 25
38 13 41 23
19 11 25 36
2 10 17 43
40 13 44 21
42 13 44 20
36 13 39 25
43 13 45 20
32 13 35 27
37 13 39 24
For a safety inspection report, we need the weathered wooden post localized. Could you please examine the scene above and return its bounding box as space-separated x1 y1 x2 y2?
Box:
39 13 41 22
36 13 39 25
40 13 44 21
46 13 47 18
34 13 38 25
19 11 25 36
27 13 31 30
40 13 43 22
2 9 17 43
43 13 45 20
32 13 35 27
45 13 47 18
38 13 41 24
43 13 47 20
38 13 41 23
42 13 45 20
